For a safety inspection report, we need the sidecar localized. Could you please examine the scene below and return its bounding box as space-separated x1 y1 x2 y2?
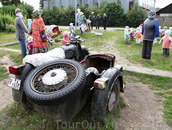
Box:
8 51 124 123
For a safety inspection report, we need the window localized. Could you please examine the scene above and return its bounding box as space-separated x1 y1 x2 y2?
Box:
117 0 121 4
129 1 134 10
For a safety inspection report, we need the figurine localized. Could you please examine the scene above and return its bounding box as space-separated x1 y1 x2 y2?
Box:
78 12 86 35
76 8 81 28
159 26 162 37
69 23 76 37
139 24 143 42
162 26 167 37
129 28 135 41
159 30 172 56
135 27 141 44
169 27 172 36
62 31 70 45
124 26 129 43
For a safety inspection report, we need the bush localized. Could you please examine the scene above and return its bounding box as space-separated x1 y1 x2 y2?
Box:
6 24 16 33
104 2 126 27
0 14 15 31
126 3 147 27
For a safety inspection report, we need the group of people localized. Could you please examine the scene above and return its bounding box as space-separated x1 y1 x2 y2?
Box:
15 8 48 57
89 12 107 30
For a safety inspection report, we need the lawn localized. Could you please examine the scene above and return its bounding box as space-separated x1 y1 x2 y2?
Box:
0 32 17 44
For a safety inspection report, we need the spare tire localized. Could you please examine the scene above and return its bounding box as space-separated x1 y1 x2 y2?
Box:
23 59 86 106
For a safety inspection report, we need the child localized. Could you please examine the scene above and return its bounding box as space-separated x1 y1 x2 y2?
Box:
159 30 172 56
27 36 33 55
62 31 70 45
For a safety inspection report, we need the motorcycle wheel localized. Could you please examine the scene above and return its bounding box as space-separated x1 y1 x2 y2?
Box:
23 59 86 106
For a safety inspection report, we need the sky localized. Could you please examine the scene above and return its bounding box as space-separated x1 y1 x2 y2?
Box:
0 0 171 9
155 0 172 8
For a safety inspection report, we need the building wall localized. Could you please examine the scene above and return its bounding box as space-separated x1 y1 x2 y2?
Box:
156 16 172 27
44 0 154 12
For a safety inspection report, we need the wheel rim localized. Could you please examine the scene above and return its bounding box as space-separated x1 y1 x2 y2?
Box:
30 62 78 94
108 83 118 111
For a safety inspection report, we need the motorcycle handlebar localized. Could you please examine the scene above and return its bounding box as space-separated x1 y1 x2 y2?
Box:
49 38 85 43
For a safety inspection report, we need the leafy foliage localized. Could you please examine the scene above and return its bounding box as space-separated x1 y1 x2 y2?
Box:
6 24 16 33
0 0 21 6
0 3 34 19
105 2 126 27
126 3 147 27
0 14 14 31
39 0 44 9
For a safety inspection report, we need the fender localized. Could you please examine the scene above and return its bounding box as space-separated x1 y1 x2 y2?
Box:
79 46 89 61
91 65 123 122
12 63 35 102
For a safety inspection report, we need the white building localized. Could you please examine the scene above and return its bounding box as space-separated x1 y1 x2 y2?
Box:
44 0 154 12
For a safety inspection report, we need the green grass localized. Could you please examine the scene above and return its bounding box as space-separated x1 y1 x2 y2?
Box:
123 70 172 90
155 91 172 125
0 50 23 81
0 32 17 44
0 95 126 130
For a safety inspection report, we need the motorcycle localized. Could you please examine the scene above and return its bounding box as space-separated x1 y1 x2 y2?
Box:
7 25 124 124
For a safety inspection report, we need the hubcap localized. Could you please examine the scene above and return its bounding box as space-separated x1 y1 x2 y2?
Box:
42 69 68 89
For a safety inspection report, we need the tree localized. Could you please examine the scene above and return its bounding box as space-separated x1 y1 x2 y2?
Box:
105 2 126 27
126 3 147 27
0 0 21 6
39 0 44 9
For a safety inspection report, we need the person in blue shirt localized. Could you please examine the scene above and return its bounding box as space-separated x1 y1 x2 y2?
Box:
141 10 159 60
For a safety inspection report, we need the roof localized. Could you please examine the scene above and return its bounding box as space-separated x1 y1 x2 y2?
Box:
156 3 172 15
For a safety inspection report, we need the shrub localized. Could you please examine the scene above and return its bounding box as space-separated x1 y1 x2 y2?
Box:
0 14 15 31
6 24 16 33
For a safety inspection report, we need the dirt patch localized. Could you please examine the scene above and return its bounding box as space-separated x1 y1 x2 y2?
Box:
0 55 15 111
89 40 172 129
114 82 172 130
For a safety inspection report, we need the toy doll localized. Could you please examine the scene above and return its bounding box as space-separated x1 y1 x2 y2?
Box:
62 31 70 45
124 26 129 43
27 36 33 55
159 26 162 37
169 27 172 36
129 28 134 41
69 23 76 37
162 26 167 37
135 27 141 44
159 30 172 56
124 28 129 43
